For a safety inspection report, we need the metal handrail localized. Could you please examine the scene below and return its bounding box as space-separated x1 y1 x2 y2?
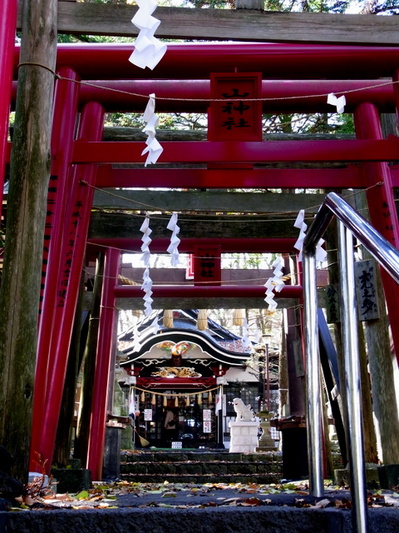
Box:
302 192 399 533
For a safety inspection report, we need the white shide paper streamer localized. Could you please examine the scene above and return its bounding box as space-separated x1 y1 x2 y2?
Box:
166 212 181 266
129 0 167 70
132 323 142 353
264 256 285 311
141 267 153 317
140 214 154 316
140 214 152 266
264 278 278 311
241 318 252 351
293 209 308 262
315 237 327 266
327 92 346 114
141 93 163 166
293 209 327 266
150 316 160 335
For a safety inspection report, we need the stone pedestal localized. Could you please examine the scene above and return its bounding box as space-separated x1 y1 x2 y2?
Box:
51 469 92 493
378 464 399 489
103 426 122 480
229 420 259 453
257 419 277 451
334 464 380 489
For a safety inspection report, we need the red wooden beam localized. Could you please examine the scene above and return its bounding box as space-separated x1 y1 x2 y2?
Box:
114 284 302 299
391 166 399 186
0 0 17 218
74 139 399 165
354 103 399 366
75 79 395 114
30 68 81 474
14 43 399 80
35 103 105 475
87 238 297 254
95 166 364 190
87 248 120 481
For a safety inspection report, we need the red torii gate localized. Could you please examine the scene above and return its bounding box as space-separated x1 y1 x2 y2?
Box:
2 34 399 479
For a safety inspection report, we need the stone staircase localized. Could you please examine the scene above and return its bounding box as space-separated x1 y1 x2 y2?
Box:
120 450 283 484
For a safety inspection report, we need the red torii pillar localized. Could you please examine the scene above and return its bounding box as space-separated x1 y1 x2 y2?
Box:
30 102 105 474
87 248 120 481
354 102 399 365
0 0 18 219
30 68 80 473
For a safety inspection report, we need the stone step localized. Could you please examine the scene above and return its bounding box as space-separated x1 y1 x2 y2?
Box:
119 472 283 484
121 461 282 475
119 450 284 484
121 451 282 463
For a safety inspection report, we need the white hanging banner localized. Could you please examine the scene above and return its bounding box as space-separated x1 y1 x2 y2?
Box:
129 387 136 414
144 408 153 421
215 387 223 413
129 0 167 70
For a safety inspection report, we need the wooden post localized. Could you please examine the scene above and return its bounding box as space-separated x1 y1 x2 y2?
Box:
0 0 57 481
354 192 399 465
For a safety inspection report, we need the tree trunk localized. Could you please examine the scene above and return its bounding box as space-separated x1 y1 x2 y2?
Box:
0 0 57 481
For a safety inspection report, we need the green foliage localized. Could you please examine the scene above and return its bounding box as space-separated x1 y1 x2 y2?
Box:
76 0 399 14
181 0 351 11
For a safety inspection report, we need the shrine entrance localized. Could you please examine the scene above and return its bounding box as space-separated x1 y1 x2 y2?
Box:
118 310 258 450
3 12 399 486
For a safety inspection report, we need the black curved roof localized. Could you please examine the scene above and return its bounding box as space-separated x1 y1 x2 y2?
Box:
119 310 251 367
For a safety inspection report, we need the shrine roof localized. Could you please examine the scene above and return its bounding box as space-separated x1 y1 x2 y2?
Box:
118 309 252 367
